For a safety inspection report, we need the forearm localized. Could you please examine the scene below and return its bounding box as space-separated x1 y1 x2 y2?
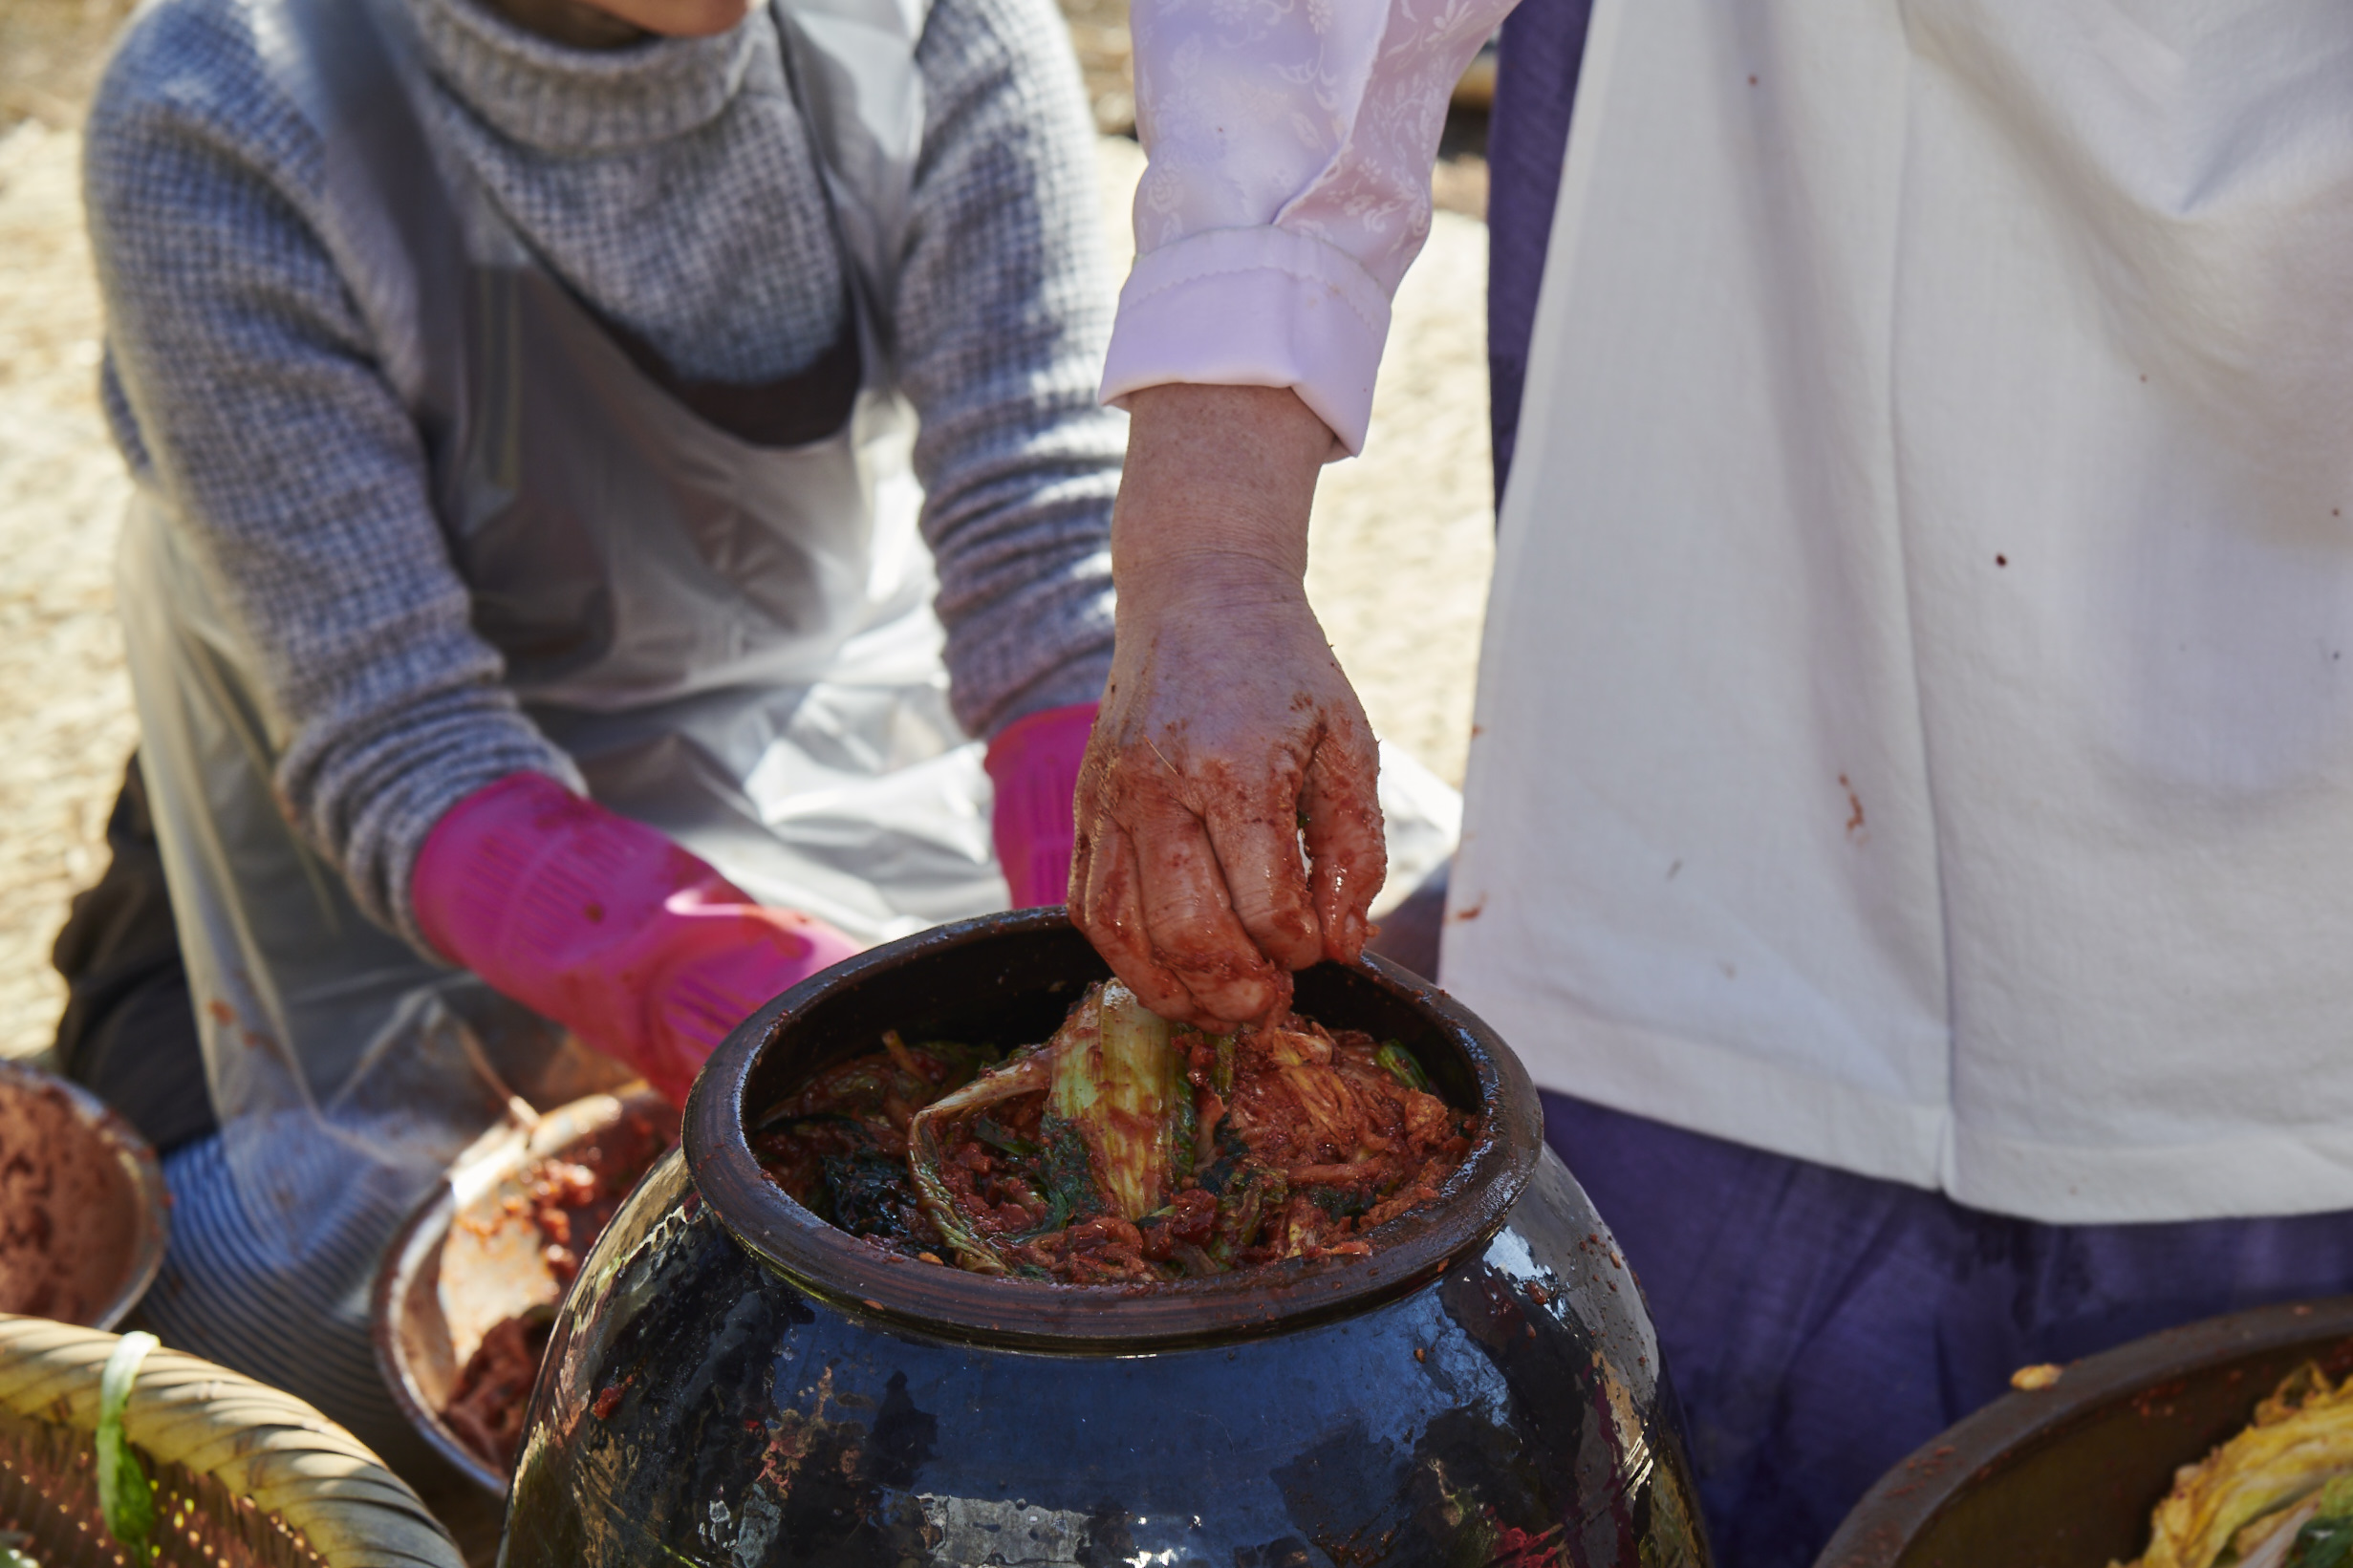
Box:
1112 384 1330 614
285 676 582 943
925 462 1118 736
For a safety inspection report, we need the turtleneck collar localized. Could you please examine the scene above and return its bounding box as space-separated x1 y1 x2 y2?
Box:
403 0 770 154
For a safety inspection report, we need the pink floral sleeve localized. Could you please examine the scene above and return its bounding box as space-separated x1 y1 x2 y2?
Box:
1099 0 1513 453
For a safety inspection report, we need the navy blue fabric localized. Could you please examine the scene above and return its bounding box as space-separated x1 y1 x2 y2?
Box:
1543 1091 2353 1568
138 1133 434 1474
1484 0 1594 503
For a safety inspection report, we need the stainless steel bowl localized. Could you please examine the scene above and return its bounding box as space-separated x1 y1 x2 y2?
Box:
372 1087 678 1494
0 1060 168 1328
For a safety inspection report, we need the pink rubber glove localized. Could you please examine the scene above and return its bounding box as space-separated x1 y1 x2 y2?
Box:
984 701 1098 909
412 774 861 1106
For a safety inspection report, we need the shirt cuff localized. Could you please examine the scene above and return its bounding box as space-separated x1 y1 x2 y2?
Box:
1100 226 1392 456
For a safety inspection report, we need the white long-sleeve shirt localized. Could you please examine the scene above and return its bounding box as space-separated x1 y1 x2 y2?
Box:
1098 0 1512 452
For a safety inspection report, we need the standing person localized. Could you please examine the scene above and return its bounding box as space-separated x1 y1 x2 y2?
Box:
80 0 1122 1462
1076 5 2353 1562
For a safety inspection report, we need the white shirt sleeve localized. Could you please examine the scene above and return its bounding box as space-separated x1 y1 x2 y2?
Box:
1098 0 1514 453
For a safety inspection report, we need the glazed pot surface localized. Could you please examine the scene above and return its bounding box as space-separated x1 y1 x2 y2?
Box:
503 911 1710 1566
1817 1297 2353 1568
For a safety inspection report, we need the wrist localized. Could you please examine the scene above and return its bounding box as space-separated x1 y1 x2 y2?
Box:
1114 553 1310 627
1112 384 1329 616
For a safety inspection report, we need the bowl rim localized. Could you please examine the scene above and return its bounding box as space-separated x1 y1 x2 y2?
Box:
372 1162 514 1498
0 1061 169 1331
684 907 1544 1352
370 1088 677 1498
1815 1294 2353 1568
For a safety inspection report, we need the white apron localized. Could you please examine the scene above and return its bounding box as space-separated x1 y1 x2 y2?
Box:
1446 0 2353 1224
112 0 980 1452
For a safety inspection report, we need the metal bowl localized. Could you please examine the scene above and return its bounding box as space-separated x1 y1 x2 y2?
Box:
499 908 1712 1567
372 1088 680 1494
0 1059 167 1328
1818 1296 2353 1567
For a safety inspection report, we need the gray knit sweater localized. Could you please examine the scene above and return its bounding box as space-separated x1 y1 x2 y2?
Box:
83 0 1120 936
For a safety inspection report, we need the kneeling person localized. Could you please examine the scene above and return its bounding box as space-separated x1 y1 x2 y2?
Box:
81 0 1116 1459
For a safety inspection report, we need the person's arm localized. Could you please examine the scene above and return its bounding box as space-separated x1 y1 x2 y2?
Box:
895 0 1124 741
83 3 574 940
1074 0 1514 1020
85 7 858 1102
1071 382 1380 1026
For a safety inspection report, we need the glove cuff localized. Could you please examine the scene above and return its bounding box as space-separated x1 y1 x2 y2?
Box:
984 701 1099 909
412 773 731 1009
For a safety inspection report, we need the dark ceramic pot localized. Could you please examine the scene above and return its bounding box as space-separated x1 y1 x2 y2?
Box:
501 911 1711 1567
1817 1297 2353 1568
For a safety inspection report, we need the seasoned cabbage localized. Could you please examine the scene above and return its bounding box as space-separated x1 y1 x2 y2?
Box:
751 981 1481 1285
2127 1364 2353 1568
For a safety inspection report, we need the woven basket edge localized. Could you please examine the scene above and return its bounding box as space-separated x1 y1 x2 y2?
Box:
0 1316 465 1568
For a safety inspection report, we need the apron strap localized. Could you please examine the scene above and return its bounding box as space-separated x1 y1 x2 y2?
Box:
772 0 936 350
274 0 470 431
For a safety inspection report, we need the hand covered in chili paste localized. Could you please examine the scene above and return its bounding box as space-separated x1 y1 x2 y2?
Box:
1071 384 1387 1029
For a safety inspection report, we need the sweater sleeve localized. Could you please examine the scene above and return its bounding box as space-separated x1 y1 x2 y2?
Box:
897 0 1122 739
1100 0 1514 454
83 0 578 946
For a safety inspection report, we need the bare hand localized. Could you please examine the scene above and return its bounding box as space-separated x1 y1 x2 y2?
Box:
1070 385 1386 1027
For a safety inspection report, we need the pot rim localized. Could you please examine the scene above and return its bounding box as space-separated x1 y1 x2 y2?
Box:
685 908 1543 1351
